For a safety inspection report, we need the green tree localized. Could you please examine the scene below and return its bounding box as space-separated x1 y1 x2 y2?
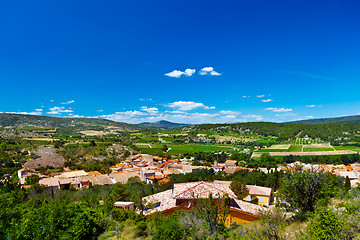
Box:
162 144 168 152
344 176 351 192
25 175 40 185
278 169 341 213
230 181 249 199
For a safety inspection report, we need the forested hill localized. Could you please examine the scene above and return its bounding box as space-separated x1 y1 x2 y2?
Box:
0 113 142 131
290 115 360 124
184 121 360 142
137 120 189 129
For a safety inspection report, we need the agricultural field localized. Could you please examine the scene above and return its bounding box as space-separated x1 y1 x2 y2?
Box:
302 148 334 152
256 142 339 155
287 144 303 152
295 138 323 145
333 146 360 152
137 143 236 155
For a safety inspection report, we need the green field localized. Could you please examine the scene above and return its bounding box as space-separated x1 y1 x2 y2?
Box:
333 146 360 152
287 145 303 152
302 148 334 152
138 144 236 155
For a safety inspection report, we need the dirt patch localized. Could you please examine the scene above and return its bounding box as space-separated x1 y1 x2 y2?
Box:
303 143 331 148
24 146 65 169
267 144 291 149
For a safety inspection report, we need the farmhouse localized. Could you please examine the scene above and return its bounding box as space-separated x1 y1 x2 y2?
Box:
142 181 265 225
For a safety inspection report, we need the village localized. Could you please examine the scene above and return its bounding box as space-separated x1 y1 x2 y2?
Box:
16 153 360 225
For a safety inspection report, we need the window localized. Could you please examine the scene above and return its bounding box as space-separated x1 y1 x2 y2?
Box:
259 197 264 202
246 195 251 201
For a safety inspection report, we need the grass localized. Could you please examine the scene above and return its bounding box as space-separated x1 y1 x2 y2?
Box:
138 144 236 155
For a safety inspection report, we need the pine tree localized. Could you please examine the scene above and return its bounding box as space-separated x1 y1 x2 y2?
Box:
344 175 351 191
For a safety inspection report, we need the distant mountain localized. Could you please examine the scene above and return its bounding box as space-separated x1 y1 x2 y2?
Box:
290 115 360 124
137 120 189 129
0 113 143 131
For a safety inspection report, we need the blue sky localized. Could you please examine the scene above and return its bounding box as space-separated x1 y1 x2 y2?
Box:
1 0 359 124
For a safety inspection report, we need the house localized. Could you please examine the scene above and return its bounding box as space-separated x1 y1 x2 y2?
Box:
225 160 237 168
59 178 80 190
61 170 88 178
245 185 272 206
114 201 135 211
18 168 34 180
142 181 265 225
213 181 272 207
110 172 139 184
223 167 239 174
213 165 225 173
182 165 204 174
39 177 61 191
94 174 113 185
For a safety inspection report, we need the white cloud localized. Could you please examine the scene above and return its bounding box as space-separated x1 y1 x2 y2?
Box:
140 106 159 115
184 69 196 76
168 101 214 111
210 71 221 76
47 106 74 114
261 99 273 102
6 109 43 116
199 67 222 76
165 69 195 78
219 110 241 115
61 100 74 104
201 67 213 72
265 107 293 112
256 95 265 98
97 110 103 112
305 116 314 119
242 96 250 98
165 70 184 78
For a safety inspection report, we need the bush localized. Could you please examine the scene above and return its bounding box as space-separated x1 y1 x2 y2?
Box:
153 217 185 240
307 208 345 240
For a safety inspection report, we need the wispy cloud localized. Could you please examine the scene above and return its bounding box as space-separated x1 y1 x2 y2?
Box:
262 99 273 102
242 96 250 98
6 109 43 116
265 107 293 112
256 95 265 98
243 114 263 120
61 100 74 104
165 69 196 78
168 101 215 111
47 106 74 114
140 106 159 115
219 110 241 115
305 105 321 108
199 67 222 76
